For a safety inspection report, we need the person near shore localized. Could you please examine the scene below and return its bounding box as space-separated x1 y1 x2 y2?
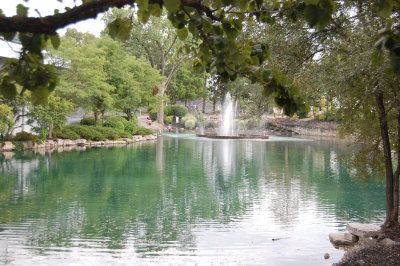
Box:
146 117 152 126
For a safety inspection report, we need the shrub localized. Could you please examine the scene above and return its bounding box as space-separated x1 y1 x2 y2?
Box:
165 105 188 117
103 116 125 131
80 117 96 126
134 126 153 135
237 120 248 130
149 111 157 121
316 113 326 121
246 119 259 129
14 131 38 142
205 120 217 128
164 116 173 124
181 113 196 125
54 127 80 140
124 122 137 135
290 114 299 120
96 126 130 140
296 110 309 119
103 116 138 134
184 119 196 129
66 125 106 141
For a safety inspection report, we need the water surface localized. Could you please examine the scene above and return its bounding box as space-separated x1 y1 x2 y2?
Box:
0 134 385 265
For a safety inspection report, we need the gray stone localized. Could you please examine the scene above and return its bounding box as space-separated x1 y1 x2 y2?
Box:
54 139 64 146
1 141 15 151
324 253 330 259
45 140 55 147
122 138 133 144
90 141 104 146
379 238 400 246
21 140 35 149
75 139 87 146
329 232 359 245
63 139 75 146
346 223 381 238
36 143 46 149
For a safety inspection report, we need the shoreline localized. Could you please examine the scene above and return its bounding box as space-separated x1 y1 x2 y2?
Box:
0 134 159 153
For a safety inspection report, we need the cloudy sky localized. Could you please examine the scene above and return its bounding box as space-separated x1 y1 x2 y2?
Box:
1 0 104 36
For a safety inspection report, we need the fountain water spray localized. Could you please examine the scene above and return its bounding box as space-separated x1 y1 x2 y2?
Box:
218 93 237 136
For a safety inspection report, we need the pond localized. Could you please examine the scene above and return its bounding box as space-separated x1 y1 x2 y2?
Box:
0 134 386 265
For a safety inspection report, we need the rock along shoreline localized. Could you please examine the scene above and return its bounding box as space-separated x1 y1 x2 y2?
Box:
0 134 159 152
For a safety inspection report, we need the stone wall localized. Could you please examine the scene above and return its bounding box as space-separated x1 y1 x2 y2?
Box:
0 134 158 152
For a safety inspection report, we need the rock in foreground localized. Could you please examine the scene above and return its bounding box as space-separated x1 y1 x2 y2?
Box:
346 223 381 238
329 233 359 246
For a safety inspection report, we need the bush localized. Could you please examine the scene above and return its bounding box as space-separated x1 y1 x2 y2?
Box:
205 120 217 128
124 122 137 135
54 127 80 140
149 111 157 121
66 125 106 141
103 116 125 131
246 119 259 129
102 116 138 135
296 110 309 119
165 105 188 117
181 113 196 125
237 120 248 130
134 126 153 135
290 114 299 120
316 113 326 121
184 119 196 129
14 131 38 142
96 126 130 140
80 117 96 126
164 116 173 124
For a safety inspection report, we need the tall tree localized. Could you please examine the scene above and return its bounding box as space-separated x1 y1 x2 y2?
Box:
96 36 163 121
49 31 115 126
104 9 187 124
167 62 205 105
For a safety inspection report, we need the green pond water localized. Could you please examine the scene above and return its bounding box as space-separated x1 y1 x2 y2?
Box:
0 134 386 265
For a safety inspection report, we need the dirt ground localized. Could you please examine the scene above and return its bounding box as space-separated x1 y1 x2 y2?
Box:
138 115 165 132
334 226 400 266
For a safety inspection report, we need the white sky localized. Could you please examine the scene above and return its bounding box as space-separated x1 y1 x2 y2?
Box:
1 0 104 36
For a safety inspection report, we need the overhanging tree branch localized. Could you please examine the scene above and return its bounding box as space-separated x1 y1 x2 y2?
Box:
0 0 219 34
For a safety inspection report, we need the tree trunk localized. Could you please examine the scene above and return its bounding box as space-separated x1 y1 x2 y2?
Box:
48 124 53 139
94 111 99 127
125 109 132 121
156 86 166 125
392 109 400 223
376 92 398 228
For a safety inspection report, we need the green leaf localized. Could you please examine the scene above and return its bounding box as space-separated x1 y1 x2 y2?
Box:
138 10 150 23
0 82 17 100
177 27 188 40
31 87 50 105
16 4 28 17
0 32 17 41
377 0 392 18
164 0 180 13
108 18 132 41
149 3 162 17
137 0 149 11
50 34 61 49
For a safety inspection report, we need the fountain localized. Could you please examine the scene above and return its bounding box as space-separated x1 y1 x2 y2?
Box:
197 93 269 139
